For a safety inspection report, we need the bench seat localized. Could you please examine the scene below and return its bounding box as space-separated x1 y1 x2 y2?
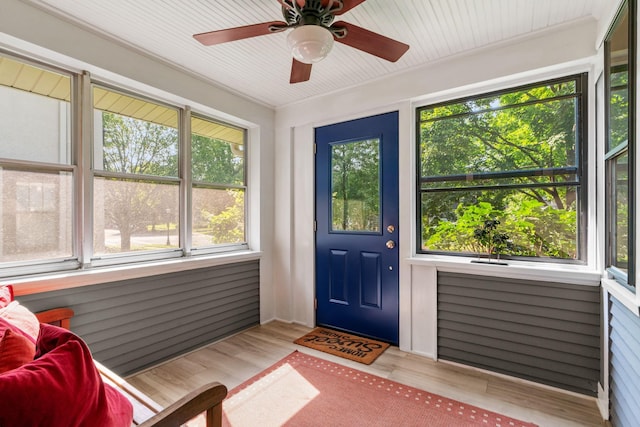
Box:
35 308 227 427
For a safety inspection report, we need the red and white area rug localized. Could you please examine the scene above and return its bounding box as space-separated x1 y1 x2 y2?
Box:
217 350 537 427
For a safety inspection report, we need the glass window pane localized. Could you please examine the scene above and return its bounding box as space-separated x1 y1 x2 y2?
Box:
417 74 584 261
93 87 178 177
420 186 578 259
0 169 73 262
331 139 380 232
607 7 629 152
420 98 578 177
611 151 629 273
93 178 179 255
609 67 629 152
192 187 245 246
420 80 576 122
605 2 633 287
0 56 71 164
191 116 245 185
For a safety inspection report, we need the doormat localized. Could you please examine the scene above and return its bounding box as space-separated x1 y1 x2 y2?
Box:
293 327 390 365
215 351 538 427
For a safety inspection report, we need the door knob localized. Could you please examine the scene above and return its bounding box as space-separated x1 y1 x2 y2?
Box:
386 240 396 249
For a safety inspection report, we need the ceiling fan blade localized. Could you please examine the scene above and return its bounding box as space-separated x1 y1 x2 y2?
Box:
290 59 312 84
333 0 367 15
193 21 286 46
332 21 409 62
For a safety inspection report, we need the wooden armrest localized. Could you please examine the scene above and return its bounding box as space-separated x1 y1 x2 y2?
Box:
137 382 228 427
95 360 163 424
35 308 75 329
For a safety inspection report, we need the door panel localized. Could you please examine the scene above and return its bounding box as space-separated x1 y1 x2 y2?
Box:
315 111 399 344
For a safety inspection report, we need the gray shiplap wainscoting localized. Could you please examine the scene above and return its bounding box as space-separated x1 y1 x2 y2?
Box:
437 272 600 396
609 296 640 427
17 260 260 376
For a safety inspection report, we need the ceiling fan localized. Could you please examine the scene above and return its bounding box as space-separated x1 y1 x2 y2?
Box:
193 0 410 84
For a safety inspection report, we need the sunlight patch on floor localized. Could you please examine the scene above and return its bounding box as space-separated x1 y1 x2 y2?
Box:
223 363 319 426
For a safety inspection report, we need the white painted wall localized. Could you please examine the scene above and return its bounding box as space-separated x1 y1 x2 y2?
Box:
273 18 602 356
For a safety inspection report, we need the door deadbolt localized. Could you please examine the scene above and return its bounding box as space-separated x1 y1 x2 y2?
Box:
387 225 395 233
386 240 396 249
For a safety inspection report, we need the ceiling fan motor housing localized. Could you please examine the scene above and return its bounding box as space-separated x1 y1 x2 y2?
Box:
282 0 340 28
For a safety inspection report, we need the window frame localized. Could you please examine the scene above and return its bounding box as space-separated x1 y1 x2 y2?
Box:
604 0 637 290
0 52 80 276
415 73 589 264
90 82 183 265
0 51 251 277
189 112 248 256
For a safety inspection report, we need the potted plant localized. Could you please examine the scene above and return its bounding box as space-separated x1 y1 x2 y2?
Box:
472 219 510 264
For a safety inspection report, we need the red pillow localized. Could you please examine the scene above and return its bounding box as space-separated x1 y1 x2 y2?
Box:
0 327 36 374
0 324 133 427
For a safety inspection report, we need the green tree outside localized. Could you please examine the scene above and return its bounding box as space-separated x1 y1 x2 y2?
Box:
100 112 178 252
419 78 582 260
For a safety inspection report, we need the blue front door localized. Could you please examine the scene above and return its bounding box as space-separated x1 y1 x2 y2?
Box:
315 111 399 345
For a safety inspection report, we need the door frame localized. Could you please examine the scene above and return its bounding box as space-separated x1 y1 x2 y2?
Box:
283 105 418 353
312 110 402 344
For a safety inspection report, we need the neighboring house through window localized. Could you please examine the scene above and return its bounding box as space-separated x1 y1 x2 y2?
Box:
0 55 74 274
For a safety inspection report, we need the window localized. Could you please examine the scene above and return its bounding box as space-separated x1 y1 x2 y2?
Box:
0 55 75 272
0 51 249 277
605 0 635 289
190 115 246 252
417 74 587 262
92 86 180 259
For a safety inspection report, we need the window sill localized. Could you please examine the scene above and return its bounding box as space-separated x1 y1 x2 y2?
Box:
4 250 262 297
406 254 602 286
602 277 640 317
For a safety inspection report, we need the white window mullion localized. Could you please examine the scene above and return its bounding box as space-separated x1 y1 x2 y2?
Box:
78 71 94 267
181 106 192 255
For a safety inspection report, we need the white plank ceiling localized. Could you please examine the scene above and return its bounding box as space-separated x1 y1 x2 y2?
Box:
27 0 609 108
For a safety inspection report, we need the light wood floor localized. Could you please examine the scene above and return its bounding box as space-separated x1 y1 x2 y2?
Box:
127 321 606 427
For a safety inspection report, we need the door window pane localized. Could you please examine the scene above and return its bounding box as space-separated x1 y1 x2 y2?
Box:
331 139 380 232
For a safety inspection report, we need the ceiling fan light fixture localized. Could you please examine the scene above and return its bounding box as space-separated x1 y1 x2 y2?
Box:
287 25 334 64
